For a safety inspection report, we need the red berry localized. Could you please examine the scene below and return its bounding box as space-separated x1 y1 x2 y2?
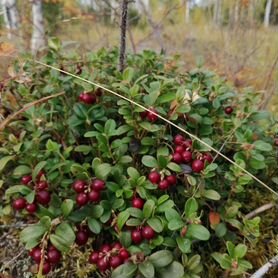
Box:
95 88 103 97
100 244 111 253
89 251 99 264
76 193 88 206
174 135 185 145
148 171 161 184
76 230 89 245
91 179 105 191
37 170 45 181
112 242 122 250
72 180 87 193
79 92 96 104
48 245 57 251
21 175 32 185
183 139 192 148
97 257 110 272
142 226 155 240
203 153 213 163
26 203 37 214
182 151 192 163
42 261 51 275
140 111 148 119
274 138 278 146
31 247 42 263
192 159 205 173
119 249 129 260
36 190 51 205
12 197 26 210
48 249 61 264
131 230 142 244
166 175 177 185
88 190 101 203
158 179 170 190
146 108 158 122
36 181 48 191
225 106 233 115
110 255 123 269
132 197 144 209
172 152 183 164
175 145 185 154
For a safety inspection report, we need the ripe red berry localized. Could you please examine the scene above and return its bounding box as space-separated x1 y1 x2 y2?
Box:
175 145 185 154
148 171 161 184
31 247 42 263
12 197 26 210
225 106 233 115
112 242 122 250
183 139 193 148
36 190 51 205
89 251 99 264
119 249 129 260
274 138 278 146
97 257 110 272
76 193 88 206
42 261 51 275
26 203 37 214
192 159 205 173
72 180 87 193
100 244 111 253
174 134 185 145
76 230 89 245
142 226 155 240
203 153 213 163
132 197 144 209
37 170 45 181
110 255 123 269
182 151 192 163
88 190 101 203
166 175 177 185
146 108 158 122
140 111 148 119
172 152 183 164
158 179 170 190
21 175 32 185
36 181 48 191
91 179 105 191
131 230 142 244
48 249 61 264
79 92 96 104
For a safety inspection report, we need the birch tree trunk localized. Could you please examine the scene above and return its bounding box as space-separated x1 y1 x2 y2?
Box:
234 0 240 25
213 0 222 26
31 0 46 54
1 0 19 39
264 0 272 27
185 0 190 24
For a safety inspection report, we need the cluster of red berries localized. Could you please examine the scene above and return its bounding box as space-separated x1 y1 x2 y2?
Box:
148 170 177 190
140 107 158 122
78 89 102 105
29 245 61 275
72 179 105 206
89 242 130 272
131 226 156 244
171 135 213 173
13 172 51 213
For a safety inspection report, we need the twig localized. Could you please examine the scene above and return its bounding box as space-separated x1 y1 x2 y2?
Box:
245 203 276 219
119 0 129 72
0 92 65 131
250 255 278 278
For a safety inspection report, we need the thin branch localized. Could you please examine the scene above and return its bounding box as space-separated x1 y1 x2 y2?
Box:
250 255 278 278
0 92 65 131
245 203 276 219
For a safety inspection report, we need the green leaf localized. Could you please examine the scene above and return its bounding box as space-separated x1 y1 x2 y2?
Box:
142 156 158 168
61 199 74 217
165 208 182 222
20 223 47 245
203 190 221 200
127 167 140 179
238 259 252 270
25 191 35 203
104 119 117 136
74 145 92 154
5 185 32 196
147 217 163 233
234 244 247 259
123 67 135 83
138 261 155 278
13 165 32 178
159 261 185 278
120 231 132 248
184 198 198 217
95 163 111 180
215 223 227 237
253 140 272 152
46 139 61 152
149 250 173 268
167 162 182 172
157 200 174 212
32 161 47 182
143 200 155 219
176 237 191 253
212 253 232 269
226 241 235 257
127 207 144 219
117 210 130 231
157 155 168 169
0 155 15 172
168 219 184 231
88 218 102 234
187 224 210 241
111 263 137 278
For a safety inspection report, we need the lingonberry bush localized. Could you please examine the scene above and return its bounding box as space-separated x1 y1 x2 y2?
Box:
0 43 278 277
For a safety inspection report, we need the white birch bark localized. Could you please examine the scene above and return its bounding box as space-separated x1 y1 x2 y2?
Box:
264 0 272 27
31 0 45 54
1 0 19 38
185 0 190 24
213 0 222 25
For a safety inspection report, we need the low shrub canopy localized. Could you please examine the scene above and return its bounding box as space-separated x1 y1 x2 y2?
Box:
1 46 278 277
